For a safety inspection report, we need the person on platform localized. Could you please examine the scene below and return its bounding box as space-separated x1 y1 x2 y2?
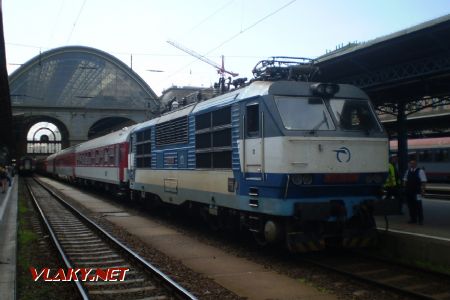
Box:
0 165 7 193
384 156 400 213
403 159 427 225
6 165 12 186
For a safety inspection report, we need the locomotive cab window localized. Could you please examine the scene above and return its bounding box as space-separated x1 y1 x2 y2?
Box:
275 96 334 131
246 104 259 137
329 99 381 132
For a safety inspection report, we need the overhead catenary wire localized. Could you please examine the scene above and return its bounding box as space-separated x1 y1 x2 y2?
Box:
66 0 87 44
165 0 297 80
206 0 297 55
179 0 235 38
5 42 264 64
47 0 67 46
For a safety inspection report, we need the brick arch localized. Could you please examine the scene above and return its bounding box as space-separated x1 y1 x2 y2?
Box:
15 115 70 158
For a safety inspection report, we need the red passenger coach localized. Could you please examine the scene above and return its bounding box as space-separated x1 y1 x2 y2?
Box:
74 127 134 192
390 137 450 182
46 153 56 174
45 146 76 180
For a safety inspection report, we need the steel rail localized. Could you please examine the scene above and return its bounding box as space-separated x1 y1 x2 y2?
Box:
26 181 90 300
299 253 450 300
31 177 197 300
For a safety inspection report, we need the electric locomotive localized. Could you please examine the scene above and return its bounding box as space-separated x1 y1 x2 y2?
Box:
129 58 389 252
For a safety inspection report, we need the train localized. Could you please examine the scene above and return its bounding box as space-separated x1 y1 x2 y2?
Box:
390 137 450 183
40 59 390 252
18 156 36 176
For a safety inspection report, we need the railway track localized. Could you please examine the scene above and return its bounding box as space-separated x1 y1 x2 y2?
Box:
300 251 450 299
26 178 197 300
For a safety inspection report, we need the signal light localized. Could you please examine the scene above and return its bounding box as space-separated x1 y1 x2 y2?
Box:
310 83 340 96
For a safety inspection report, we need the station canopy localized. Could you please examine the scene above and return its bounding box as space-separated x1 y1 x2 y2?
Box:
9 46 158 111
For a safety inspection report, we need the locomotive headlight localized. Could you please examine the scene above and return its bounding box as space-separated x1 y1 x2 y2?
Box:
302 174 313 185
325 84 339 95
291 174 303 185
291 174 313 185
311 83 340 96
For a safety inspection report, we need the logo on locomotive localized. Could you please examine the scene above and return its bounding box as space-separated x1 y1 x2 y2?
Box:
333 146 351 163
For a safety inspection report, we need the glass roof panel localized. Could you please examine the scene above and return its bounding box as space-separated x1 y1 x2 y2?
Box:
9 46 158 111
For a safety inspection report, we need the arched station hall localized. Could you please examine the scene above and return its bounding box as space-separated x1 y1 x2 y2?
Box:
9 46 159 159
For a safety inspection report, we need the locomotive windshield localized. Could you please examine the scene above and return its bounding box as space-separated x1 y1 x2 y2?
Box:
329 99 382 132
275 96 335 130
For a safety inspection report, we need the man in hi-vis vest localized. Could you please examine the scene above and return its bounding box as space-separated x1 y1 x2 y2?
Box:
384 156 400 213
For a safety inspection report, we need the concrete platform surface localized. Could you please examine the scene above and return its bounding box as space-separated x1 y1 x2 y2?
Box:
375 198 450 267
39 177 336 300
40 179 125 214
0 176 18 300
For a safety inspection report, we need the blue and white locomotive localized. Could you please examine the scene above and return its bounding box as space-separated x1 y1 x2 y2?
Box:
128 61 388 251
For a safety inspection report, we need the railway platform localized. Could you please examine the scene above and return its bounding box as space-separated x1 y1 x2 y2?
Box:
375 197 450 268
0 176 17 300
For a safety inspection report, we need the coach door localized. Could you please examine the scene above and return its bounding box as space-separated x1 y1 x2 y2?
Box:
243 102 264 180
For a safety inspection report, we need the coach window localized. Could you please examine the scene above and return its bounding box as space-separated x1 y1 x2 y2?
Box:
129 136 133 153
246 104 259 137
435 149 449 162
444 149 450 162
104 149 109 164
109 147 115 165
419 150 432 162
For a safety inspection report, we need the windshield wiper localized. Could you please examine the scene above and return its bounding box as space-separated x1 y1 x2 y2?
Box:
310 111 330 134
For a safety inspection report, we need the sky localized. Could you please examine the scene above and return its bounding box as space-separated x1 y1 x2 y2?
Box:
3 0 450 96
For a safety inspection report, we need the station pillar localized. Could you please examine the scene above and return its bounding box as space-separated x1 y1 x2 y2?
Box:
0 4 14 164
397 102 408 177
